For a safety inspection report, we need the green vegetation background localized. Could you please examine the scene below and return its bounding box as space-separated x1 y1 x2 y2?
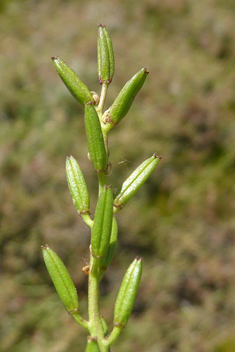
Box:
1 0 235 351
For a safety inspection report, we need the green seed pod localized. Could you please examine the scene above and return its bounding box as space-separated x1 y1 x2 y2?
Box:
114 257 143 328
103 68 149 126
114 154 162 212
100 316 109 337
97 24 115 84
52 57 94 106
100 217 118 272
66 156 90 214
85 102 108 172
85 337 100 352
91 186 113 258
42 245 79 312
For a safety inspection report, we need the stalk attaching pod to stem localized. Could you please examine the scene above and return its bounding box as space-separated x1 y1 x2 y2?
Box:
66 156 90 214
42 245 79 312
97 24 115 85
91 186 113 258
114 154 162 211
113 257 143 328
85 102 108 173
103 67 149 126
52 56 94 106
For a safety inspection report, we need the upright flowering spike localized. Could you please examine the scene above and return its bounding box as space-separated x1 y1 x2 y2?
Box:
97 24 115 84
42 245 79 312
114 257 143 328
103 68 149 126
114 154 162 212
45 24 161 350
52 57 94 106
66 156 90 214
91 186 113 258
84 102 108 172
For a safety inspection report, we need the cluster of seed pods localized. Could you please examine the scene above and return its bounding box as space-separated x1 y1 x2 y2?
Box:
42 24 161 352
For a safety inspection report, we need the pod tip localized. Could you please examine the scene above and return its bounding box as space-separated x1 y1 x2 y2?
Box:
143 67 149 74
41 244 49 250
98 23 106 28
136 256 144 262
153 153 162 160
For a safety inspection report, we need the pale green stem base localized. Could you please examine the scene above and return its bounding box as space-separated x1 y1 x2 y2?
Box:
88 256 110 352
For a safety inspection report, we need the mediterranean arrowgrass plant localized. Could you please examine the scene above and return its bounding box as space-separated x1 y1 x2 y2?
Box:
42 24 161 352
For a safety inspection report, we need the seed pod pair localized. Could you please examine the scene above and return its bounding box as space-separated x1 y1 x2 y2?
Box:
85 102 108 173
66 156 90 214
100 217 118 272
97 24 115 84
91 186 113 258
42 245 79 312
103 68 149 127
114 257 143 328
52 57 94 106
114 154 162 211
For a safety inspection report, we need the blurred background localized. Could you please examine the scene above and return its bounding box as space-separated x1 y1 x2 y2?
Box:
1 0 235 351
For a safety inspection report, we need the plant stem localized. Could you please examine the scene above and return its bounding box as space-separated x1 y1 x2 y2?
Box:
86 162 110 351
102 122 113 134
104 325 123 347
88 256 109 352
98 82 108 114
81 213 93 228
98 172 107 196
70 310 89 330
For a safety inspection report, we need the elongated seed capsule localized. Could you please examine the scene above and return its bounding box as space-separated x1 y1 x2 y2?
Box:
114 154 162 211
66 156 90 214
103 26 115 84
103 68 149 126
85 337 100 352
91 186 113 258
97 24 115 84
85 102 108 172
42 245 79 312
100 316 109 337
100 217 118 272
114 257 143 328
52 57 94 106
